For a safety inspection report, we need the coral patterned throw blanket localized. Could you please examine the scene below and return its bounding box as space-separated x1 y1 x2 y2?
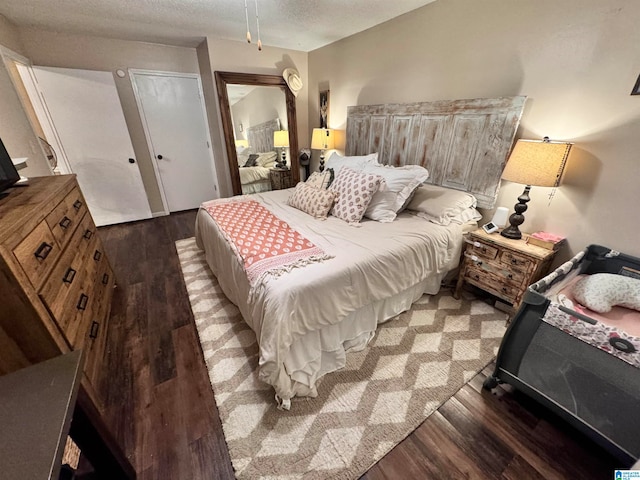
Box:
203 199 332 288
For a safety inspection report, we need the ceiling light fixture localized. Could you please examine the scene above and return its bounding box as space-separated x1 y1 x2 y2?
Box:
244 0 251 43
243 0 262 51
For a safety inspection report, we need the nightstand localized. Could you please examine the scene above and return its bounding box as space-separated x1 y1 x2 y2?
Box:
454 228 557 313
270 168 293 190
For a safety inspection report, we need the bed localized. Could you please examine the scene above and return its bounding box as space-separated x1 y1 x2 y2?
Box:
237 118 280 194
485 244 640 464
196 96 526 408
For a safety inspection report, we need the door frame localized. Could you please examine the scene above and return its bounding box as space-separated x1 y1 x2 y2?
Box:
0 45 71 174
129 69 217 216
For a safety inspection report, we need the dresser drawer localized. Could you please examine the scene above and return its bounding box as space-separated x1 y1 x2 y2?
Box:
45 187 87 248
39 213 95 315
12 221 61 289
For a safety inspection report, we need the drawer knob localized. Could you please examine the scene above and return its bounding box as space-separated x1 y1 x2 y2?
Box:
511 258 518 264
502 287 508 293
507 273 513 279
34 242 53 261
102 273 109 285
83 229 93 240
93 250 102 261
59 216 72 229
77 293 89 311
89 321 100 339
73 200 83 210
63 267 76 284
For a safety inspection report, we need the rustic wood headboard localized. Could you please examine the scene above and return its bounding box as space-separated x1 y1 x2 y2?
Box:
246 118 281 154
345 96 526 209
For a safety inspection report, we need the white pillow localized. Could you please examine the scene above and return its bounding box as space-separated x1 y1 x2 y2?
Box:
324 152 379 177
256 151 278 167
406 184 478 225
572 273 640 313
329 167 384 224
360 164 429 222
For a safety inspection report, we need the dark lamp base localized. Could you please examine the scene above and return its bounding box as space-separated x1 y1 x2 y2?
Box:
500 184 532 240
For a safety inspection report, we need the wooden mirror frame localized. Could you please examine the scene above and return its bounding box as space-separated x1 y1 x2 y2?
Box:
215 71 299 196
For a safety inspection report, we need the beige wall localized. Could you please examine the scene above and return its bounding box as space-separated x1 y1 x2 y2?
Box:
0 16 50 177
308 0 640 259
201 36 309 195
17 28 201 214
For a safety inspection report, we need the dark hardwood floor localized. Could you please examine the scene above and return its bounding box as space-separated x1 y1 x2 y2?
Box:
97 211 621 479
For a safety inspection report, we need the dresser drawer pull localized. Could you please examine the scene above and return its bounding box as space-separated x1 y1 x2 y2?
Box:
93 250 102 261
502 287 508 293
83 229 93 240
102 273 109 285
58 216 72 229
89 321 100 339
507 273 514 279
63 267 77 284
34 242 53 261
73 199 83 210
77 293 89 311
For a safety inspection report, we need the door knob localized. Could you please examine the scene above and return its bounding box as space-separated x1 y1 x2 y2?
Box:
128 158 135 163
157 154 163 160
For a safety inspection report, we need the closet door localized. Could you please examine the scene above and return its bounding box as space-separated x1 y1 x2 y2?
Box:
33 66 152 226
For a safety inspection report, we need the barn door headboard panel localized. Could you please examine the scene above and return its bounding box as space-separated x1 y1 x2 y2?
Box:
345 96 526 209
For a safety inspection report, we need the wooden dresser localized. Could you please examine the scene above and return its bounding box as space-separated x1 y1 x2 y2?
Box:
454 228 557 314
0 175 114 410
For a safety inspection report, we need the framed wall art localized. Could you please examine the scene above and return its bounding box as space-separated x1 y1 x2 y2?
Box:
320 90 329 128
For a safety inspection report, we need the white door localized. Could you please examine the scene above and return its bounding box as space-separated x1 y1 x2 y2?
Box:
33 66 152 226
131 71 218 212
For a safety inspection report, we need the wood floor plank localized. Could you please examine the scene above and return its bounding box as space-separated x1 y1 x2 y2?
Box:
95 210 622 480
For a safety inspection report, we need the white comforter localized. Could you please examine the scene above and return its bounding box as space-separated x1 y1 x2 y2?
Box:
239 165 270 185
195 189 464 404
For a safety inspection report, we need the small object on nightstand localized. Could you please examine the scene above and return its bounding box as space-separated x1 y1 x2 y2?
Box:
482 222 499 234
526 231 566 251
454 228 558 316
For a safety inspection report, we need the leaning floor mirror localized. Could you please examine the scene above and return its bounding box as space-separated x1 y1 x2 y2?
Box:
215 71 299 196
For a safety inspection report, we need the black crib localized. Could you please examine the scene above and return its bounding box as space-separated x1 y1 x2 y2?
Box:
485 244 640 466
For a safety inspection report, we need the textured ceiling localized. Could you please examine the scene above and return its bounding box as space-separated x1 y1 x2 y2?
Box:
0 0 436 52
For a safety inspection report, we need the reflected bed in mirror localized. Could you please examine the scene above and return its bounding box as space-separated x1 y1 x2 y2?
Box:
215 72 299 196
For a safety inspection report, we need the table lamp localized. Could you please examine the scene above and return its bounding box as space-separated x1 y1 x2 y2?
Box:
500 137 572 239
311 128 334 172
273 130 289 169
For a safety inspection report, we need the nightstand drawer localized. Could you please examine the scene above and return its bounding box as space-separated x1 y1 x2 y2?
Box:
465 265 519 303
469 240 499 260
500 250 530 269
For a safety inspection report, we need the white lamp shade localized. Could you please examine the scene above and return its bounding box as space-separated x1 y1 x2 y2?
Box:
311 128 335 150
501 139 572 187
273 130 289 148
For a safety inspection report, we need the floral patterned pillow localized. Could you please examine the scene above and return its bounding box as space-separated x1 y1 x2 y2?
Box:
305 168 334 189
287 182 337 218
328 167 384 224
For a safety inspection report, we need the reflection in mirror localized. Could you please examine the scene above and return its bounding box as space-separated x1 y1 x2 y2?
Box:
215 72 299 196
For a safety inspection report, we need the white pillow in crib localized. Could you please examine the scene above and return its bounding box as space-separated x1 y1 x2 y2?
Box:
572 273 640 313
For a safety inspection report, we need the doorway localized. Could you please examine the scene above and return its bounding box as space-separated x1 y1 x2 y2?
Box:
30 66 153 226
130 70 219 212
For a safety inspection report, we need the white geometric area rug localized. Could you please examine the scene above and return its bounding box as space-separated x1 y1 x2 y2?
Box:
176 237 506 480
